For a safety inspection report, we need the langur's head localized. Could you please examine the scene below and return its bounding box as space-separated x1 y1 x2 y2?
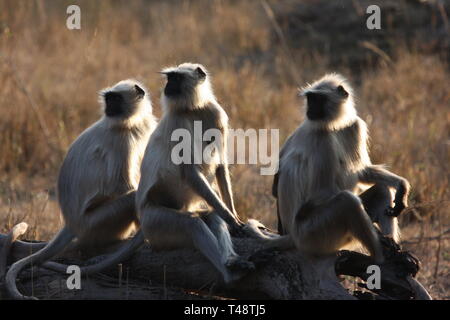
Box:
301 73 356 130
100 80 152 123
160 63 216 112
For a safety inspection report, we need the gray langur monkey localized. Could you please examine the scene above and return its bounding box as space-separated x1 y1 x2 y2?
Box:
270 73 410 262
136 63 253 284
6 80 157 299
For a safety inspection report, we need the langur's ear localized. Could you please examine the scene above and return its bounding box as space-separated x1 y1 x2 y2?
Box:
337 85 349 98
196 67 207 79
135 84 145 98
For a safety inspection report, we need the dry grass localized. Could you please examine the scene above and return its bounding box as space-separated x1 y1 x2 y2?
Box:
0 0 448 299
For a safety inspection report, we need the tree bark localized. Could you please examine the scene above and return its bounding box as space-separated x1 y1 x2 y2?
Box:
0 226 431 300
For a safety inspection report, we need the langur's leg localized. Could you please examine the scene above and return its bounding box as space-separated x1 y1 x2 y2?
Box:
295 191 384 263
202 211 236 261
140 205 233 283
359 185 399 242
77 192 137 249
202 212 255 275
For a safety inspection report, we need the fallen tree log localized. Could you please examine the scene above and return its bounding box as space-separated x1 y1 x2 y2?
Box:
0 226 431 300
0 222 29 280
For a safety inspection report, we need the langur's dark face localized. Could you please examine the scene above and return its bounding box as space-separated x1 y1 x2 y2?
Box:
305 92 328 121
163 67 207 98
104 92 126 117
164 72 185 97
305 85 348 122
104 85 145 118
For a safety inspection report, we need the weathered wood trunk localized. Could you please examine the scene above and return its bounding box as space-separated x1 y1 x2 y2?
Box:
0 225 431 300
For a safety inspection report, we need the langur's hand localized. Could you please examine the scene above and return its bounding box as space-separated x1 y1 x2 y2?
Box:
217 208 240 227
233 212 245 227
389 198 406 217
389 180 409 217
226 214 247 237
386 203 404 217
229 215 245 231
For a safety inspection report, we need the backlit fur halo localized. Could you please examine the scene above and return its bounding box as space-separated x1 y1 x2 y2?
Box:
300 73 357 131
99 79 153 128
160 63 217 113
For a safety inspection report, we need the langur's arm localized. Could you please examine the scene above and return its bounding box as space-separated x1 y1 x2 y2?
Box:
272 172 279 198
182 165 241 227
215 164 237 216
358 165 410 215
273 132 295 199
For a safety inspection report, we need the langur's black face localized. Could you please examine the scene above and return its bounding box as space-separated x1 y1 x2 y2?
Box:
164 72 185 97
104 92 125 117
104 85 145 118
305 85 348 122
305 92 328 121
163 67 207 98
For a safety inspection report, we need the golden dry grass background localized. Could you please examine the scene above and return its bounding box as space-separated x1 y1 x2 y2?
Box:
0 0 448 299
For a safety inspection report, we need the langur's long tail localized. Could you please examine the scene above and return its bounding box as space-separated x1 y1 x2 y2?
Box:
5 227 75 300
42 230 145 276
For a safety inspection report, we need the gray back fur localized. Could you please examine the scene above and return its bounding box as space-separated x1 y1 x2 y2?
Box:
58 80 156 234
277 74 371 233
